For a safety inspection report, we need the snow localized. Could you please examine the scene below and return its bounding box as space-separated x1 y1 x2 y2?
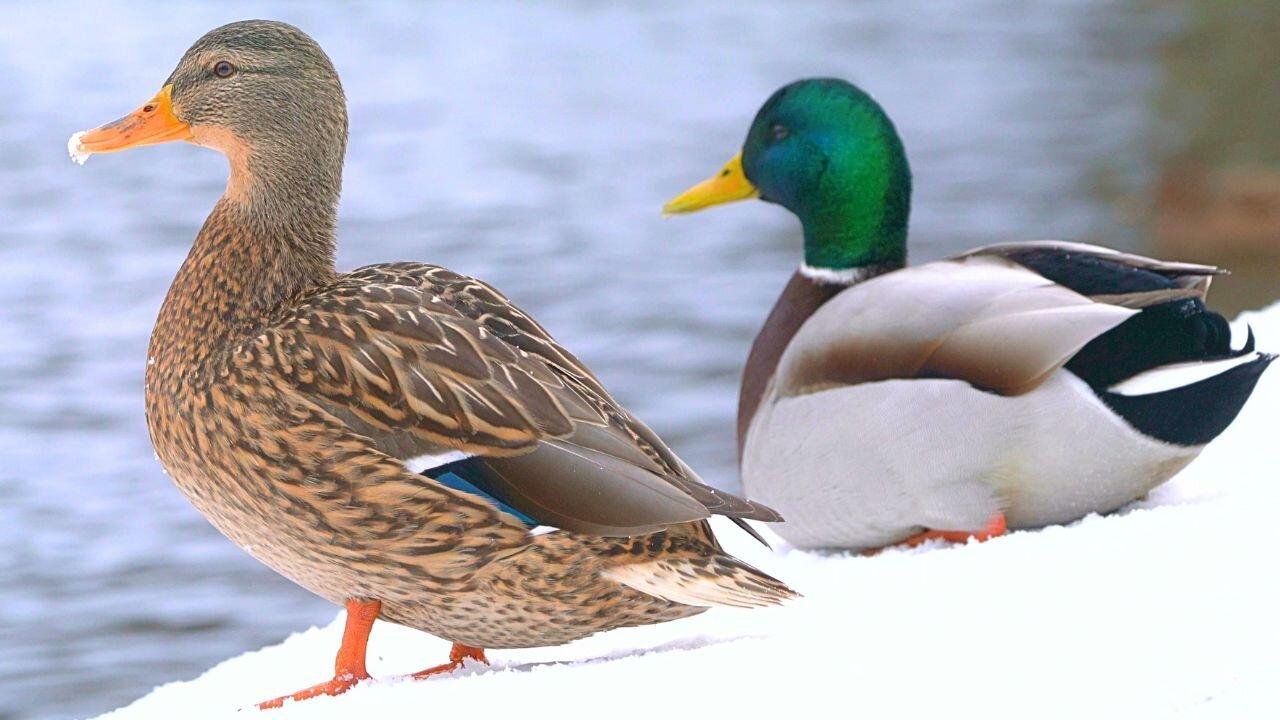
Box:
67 131 90 165
93 304 1280 720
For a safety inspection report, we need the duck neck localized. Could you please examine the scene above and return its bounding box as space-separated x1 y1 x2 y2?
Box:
794 143 910 277
800 227 906 283
149 154 341 383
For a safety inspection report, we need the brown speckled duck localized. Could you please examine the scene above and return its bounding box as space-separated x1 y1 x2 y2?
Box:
72 20 793 708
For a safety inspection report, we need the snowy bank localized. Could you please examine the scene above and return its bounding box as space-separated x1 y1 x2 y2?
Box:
95 304 1280 720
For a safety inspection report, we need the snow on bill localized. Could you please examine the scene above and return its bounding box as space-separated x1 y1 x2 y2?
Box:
67 131 91 165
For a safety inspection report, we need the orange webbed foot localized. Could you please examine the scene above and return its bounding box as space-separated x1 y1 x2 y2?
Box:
257 598 381 710
254 603 489 710
410 643 489 679
863 512 1008 555
899 512 1008 549
257 671 369 710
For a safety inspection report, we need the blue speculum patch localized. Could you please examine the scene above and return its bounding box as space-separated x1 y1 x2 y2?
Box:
426 459 539 527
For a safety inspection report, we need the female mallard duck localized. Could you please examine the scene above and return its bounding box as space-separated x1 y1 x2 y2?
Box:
664 78 1273 552
71 21 793 708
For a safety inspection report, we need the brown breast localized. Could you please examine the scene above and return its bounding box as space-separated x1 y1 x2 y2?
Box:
737 270 846 460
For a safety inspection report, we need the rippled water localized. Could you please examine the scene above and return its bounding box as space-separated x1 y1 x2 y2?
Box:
0 2 1173 718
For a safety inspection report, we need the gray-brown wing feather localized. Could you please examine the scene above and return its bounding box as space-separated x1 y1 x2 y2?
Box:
237 262 779 535
481 441 712 535
775 255 1138 398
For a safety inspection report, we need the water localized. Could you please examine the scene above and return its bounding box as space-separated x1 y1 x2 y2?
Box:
0 2 1177 718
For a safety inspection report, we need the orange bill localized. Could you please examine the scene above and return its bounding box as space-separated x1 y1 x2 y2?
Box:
71 84 191 160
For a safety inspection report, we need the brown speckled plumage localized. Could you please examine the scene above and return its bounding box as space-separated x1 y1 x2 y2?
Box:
109 20 795 659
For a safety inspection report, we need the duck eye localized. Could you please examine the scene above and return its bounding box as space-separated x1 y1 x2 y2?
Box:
771 124 789 141
213 61 236 78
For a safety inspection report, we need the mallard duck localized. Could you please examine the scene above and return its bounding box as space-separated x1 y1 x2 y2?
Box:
71 20 794 708
664 78 1273 551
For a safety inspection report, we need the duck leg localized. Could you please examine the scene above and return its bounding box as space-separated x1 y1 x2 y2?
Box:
410 643 489 679
258 599 381 709
899 511 1007 549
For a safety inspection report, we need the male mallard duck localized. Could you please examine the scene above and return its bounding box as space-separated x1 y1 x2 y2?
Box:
664 78 1273 551
71 21 793 708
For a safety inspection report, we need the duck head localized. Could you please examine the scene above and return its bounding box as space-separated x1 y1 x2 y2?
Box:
72 20 347 206
665 78 913 277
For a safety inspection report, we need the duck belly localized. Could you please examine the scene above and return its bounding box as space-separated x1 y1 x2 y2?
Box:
168 464 708 648
742 372 1200 550
157 428 710 648
173 464 707 647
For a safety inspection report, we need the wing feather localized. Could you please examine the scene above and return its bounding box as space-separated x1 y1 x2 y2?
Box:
233 262 780 537
775 255 1137 398
961 241 1223 302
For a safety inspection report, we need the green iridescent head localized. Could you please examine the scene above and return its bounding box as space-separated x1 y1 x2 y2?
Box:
666 78 912 272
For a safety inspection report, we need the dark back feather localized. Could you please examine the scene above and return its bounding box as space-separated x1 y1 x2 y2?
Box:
969 242 1249 389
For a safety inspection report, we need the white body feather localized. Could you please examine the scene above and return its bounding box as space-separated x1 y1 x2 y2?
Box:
743 371 1200 550
403 449 471 475
1109 355 1259 396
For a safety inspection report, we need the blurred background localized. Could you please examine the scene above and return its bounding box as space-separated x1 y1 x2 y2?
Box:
1 1 1276 718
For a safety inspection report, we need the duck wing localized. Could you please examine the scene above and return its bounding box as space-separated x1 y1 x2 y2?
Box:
959 241 1253 388
960 240 1223 303
774 253 1138 400
235 262 778 537
776 242 1268 448
958 241 1271 446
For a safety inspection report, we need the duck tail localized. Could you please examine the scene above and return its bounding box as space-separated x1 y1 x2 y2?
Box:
604 551 798 609
1099 352 1275 446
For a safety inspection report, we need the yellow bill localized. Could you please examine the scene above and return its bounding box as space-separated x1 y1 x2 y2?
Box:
663 152 758 215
